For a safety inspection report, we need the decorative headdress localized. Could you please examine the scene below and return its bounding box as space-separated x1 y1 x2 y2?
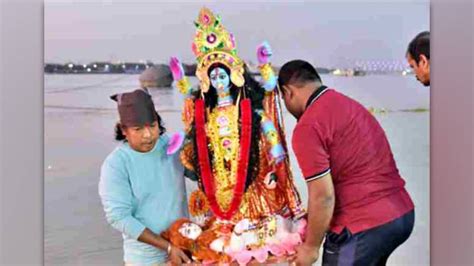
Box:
193 7 245 93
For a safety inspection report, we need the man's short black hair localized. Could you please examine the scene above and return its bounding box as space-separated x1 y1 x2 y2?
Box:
407 31 430 64
278 60 322 94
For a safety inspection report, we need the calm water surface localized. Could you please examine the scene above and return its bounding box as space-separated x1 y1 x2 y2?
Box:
45 74 429 265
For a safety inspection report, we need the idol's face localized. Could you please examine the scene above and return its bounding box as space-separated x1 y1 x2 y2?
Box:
209 67 230 93
178 222 202 240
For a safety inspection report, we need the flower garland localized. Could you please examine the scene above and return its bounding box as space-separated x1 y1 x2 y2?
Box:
206 105 240 210
195 98 252 220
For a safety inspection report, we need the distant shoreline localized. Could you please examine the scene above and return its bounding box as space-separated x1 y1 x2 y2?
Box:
44 104 429 114
44 62 411 76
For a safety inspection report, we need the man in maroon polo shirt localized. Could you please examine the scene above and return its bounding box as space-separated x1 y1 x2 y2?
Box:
278 60 415 266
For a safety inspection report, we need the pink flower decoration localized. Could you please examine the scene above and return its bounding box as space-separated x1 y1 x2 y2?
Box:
268 244 285 257
229 33 236 48
252 248 269 263
167 131 185 155
232 250 252 265
203 14 210 24
296 219 308 237
192 42 198 56
217 115 228 125
223 139 231 148
279 233 302 255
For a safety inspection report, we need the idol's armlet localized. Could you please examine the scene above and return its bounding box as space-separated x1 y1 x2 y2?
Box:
259 63 277 92
175 76 193 97
258 110 285 163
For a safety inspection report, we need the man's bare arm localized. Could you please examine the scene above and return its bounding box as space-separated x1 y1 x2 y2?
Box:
304 172 335 249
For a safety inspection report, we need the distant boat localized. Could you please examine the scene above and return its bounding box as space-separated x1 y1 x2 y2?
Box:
139 64 173 88
332 68 366 77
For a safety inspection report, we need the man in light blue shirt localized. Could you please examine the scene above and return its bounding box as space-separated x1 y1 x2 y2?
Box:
99 88 190 265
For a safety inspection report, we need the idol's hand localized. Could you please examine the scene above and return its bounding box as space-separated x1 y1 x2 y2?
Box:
169 56 185 81
257 41 273 65
167 131 185 155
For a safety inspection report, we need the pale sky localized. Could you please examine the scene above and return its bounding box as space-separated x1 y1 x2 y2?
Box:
44 0 429 67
